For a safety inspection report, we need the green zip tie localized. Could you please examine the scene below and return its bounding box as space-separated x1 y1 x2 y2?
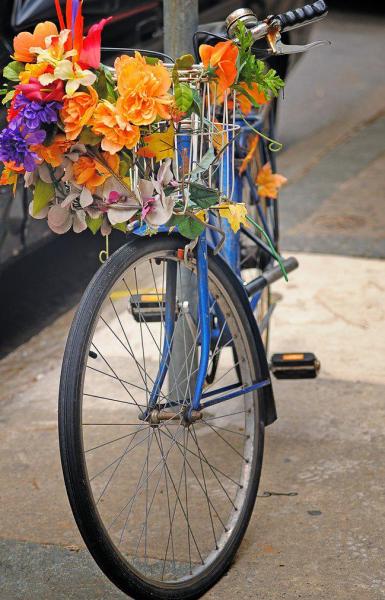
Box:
246 215 288 281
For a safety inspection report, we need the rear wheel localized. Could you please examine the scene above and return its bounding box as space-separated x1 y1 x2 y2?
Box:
59 234 266 599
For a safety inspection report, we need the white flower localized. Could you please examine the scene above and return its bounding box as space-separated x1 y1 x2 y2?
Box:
47 186 94 234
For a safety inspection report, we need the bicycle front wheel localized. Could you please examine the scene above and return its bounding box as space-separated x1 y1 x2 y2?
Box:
59 234 266 599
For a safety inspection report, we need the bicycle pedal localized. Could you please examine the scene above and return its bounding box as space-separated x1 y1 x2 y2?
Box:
270 353 320 379
130 293 167 322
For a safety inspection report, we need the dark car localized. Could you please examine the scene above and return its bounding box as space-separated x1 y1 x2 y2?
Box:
0 0 308 267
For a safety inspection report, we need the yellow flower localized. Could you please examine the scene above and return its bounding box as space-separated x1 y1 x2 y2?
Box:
19 62 51 83
32 29 76 66
218 202 248 233
40 60 96 96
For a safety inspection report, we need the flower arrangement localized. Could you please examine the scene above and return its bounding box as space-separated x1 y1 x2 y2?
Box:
0 0 285 240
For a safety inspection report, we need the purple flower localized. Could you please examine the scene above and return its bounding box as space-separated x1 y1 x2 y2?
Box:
13 94 62 131
0 126 46 171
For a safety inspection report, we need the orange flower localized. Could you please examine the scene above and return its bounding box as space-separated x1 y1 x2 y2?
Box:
199 40 238 92
115 52 172 126
0 161 24 188
13 21 58 63
237 82 268 115
60 86 98 140
256 163 287 199
32 135 71 167
239 135 259 175
91 101 140 154
73 153 119 192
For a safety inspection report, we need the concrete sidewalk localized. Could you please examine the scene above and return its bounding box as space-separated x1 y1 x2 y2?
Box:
1 250 384 599
1 10 385 599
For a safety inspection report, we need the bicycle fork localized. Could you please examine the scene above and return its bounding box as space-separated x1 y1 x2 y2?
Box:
142 231 211 423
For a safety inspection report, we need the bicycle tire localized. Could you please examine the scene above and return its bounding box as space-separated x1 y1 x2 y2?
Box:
59 233 268 599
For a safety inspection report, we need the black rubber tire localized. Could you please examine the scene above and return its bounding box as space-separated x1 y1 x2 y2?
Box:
59 234 266 600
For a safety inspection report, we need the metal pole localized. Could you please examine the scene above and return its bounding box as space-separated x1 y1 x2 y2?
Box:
163 0 199 58
164 0 199 404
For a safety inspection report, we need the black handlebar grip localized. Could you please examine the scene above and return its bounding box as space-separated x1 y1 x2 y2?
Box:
275 1 328 31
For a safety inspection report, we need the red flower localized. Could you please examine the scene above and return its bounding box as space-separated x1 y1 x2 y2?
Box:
79 17 112 69
17 78 65 102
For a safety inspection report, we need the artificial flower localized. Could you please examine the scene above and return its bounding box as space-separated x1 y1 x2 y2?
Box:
0 161 24 188
256 163 287 199
32 134 71 167
115 52 172 126
0 125 45 171
218 202 248 232
47 185 94 234
13 94 62 130
136 159 175 226
237 82 267 115
44 60 97 96
13 21 58 63
239 134 259 175
91 101 140 154
60 86 98 140
32 29 76 66
199 41 239 92
79 17 112 69
72 152 119 192
17 77 64 102
19 63 52 84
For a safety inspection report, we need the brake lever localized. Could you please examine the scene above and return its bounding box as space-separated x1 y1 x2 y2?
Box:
272 38 331 55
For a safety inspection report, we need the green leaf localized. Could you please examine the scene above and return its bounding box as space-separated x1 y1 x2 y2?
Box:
79 127 102 146
32 180 55 216
119 159 131 177
189 182 219 208
86 215 103 234
3 61 24 82
189 147 216 182
113 222 128 233
174 83 193 112
94 68 117 102
168 214 205 239
175 54 195 70
2 89 15 105
191 88 202 116
145 56 160 65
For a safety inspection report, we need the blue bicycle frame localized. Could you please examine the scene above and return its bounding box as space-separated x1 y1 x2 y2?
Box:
135 113 277 423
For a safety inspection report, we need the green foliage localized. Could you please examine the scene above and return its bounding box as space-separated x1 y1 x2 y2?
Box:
3 61 24 82
167 214 205 239
1 88 15 105
113 222 128 233
79 127 102 146
86 215 103 234
175 54 195 70
189 182 219 208
94 67 117 102
174 83 193 112
235 22 284 98
32 180 55 216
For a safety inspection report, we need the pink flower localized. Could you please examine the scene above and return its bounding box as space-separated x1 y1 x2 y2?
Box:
79 18 112 69
17 77 64 102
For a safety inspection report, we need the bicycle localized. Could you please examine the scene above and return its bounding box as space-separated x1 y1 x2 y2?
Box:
58 3 328 598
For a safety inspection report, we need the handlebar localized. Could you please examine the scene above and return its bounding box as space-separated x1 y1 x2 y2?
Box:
226 2 328 43
275 1 328 32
